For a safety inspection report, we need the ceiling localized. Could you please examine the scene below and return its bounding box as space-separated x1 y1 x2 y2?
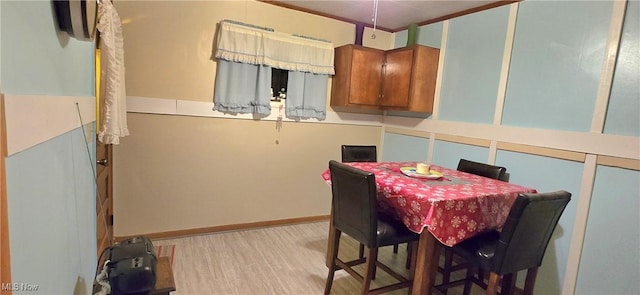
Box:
262 0 515 32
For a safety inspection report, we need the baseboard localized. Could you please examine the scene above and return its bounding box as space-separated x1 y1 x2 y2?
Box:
114 215 330 242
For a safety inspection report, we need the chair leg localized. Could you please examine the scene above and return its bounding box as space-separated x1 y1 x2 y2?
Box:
358 242 374 279
324 229 341 295
440 247 454 294
462 266 475 295
393 243 399 254
371 245 380 280
408 241 417 275
523 267 539 295
500 273 516 295
405 242 413 269
359 243 372 279
478 269 486 284
361 247 378 295
486 272 500 295
372 261 377 281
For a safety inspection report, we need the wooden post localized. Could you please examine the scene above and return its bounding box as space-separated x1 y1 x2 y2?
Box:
1 94 12 294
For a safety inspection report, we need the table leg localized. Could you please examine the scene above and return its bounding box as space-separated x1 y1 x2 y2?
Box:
412 231 438 295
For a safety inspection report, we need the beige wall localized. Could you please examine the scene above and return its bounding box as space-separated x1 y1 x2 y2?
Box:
113 1 390 236
114 114 380 236
119 0 393 102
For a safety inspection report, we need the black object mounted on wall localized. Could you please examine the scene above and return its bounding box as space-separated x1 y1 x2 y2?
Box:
52 0 98 41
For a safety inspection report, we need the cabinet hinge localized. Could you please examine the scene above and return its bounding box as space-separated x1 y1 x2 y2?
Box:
109 214 114 226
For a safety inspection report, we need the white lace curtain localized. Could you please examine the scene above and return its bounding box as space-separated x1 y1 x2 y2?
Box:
97 0 129 144
215 20 335 75
213 20 334 120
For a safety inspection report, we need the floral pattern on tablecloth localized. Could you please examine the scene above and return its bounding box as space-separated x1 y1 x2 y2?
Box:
321 162 537 246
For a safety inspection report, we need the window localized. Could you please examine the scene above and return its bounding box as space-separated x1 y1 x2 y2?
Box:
213 20 335 120
271 68 288 102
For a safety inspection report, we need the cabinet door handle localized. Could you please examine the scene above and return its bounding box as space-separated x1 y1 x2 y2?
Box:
380 63 387 101
97 159 108 166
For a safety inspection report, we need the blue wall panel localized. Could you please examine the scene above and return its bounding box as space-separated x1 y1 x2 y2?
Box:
496 150 581 294
383 1 638 293
604 0 639 137
431 141 489 169
6 127 96 295
381 132 429 162
575 166 640 294
1 1 97 293
438 6 510 124
502 0 613 132
0 1 95 96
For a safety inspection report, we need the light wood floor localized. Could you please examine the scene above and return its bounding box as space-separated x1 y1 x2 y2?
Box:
152 221 486 295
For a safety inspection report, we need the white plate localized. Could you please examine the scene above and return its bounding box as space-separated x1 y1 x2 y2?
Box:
400 167 443 179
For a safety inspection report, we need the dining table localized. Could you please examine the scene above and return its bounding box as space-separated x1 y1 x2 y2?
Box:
321 161 537 294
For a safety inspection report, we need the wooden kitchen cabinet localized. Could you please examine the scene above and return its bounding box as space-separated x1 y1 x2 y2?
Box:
330 44 439 113
380 47 413 108
331 45 384 108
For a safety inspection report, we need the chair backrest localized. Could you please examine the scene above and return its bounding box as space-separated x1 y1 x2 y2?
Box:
341 145 377 162
492 190 572 274
328 160 378 247
457 158 507 182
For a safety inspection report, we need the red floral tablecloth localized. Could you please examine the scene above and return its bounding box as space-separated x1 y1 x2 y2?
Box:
321 162 537 246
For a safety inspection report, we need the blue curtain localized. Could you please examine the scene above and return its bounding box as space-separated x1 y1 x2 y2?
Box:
286 71 328 120
213 60 272 115
213 20 334 118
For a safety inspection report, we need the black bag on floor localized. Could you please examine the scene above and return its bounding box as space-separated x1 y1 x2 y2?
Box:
108 236 158 295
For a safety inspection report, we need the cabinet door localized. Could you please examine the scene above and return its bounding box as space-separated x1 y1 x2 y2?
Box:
347 49 384 106
381 48 413 108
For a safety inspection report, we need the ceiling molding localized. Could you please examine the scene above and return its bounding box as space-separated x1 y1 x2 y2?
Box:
260 0 520 33
259 0 394 32
411 0 520 31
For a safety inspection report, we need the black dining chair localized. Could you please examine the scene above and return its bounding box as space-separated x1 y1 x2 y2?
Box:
341 145 407 263
341 145 377 163
438 159 510 292
435 190 571 295
341 145 395 256
457 158 508 182
325 160 419 295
